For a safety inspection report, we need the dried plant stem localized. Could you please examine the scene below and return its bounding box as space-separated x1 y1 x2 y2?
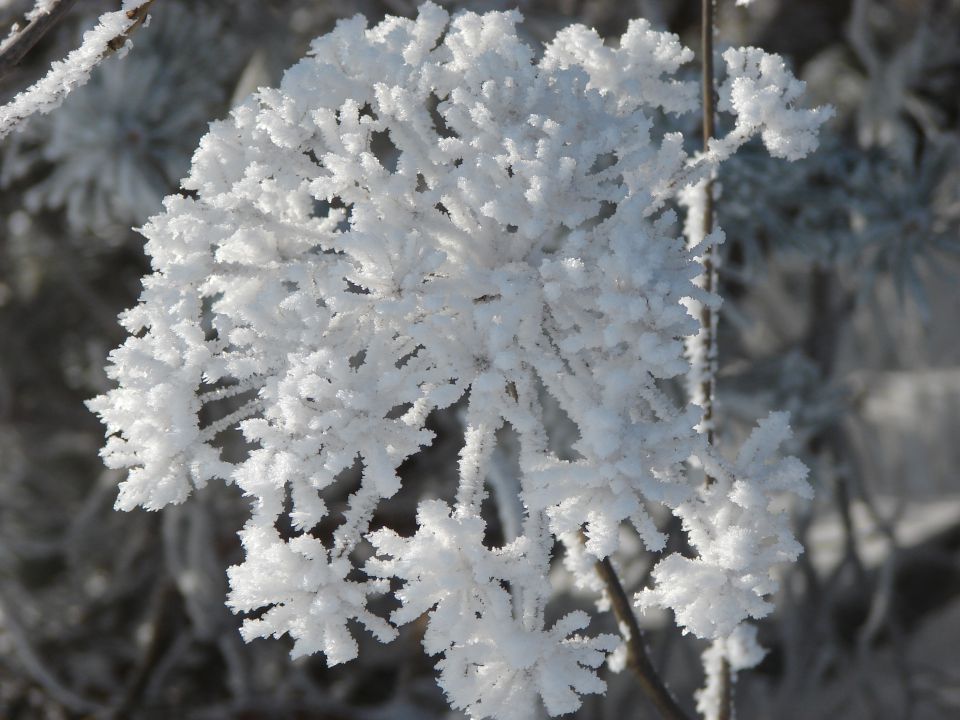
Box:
107 0 157 53
699 0 717 454
584 7 729 715
593 553 692 720
700 0 732 718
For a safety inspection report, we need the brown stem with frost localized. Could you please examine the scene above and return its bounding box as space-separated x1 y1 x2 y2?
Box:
590 548 691 720
106 0 158 53
700 1 732 718
700 0 717 455
0 0 81 82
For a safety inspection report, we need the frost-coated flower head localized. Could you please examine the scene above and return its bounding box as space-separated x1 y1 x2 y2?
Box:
1 1 242 238
90 4 825 717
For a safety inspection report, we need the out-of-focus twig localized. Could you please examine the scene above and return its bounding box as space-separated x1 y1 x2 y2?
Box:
0 581 107 715
699 0 718 458
107 576 180 720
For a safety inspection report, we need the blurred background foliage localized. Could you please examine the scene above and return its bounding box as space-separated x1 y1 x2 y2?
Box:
0 0 958 718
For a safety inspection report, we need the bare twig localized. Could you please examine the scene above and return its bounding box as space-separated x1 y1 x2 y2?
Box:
107 0 156 53
0 0 81 82
107 577 180 719
591 548 691 720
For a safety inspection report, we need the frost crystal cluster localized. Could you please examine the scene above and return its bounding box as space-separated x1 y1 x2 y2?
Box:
90 4 825 718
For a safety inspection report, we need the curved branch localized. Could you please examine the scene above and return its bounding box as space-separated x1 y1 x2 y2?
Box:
593 553 692 720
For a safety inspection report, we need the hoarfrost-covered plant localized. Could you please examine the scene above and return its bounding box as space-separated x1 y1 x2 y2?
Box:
89 4 825 718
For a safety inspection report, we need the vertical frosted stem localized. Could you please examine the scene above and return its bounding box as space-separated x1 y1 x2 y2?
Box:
699 1 732 718
699 0 718 453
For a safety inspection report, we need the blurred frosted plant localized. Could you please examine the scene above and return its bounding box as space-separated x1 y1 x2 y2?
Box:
843 0 960 163
1 1 243 239
90 4 824 717
719 137 959 316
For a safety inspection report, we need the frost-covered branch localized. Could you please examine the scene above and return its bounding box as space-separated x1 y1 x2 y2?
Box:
695 0 719 452
0 0 156 140
696 1 730 717
0 0 80 78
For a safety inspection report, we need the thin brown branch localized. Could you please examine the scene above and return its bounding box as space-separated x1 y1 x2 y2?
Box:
717 654 732 720
592 552 692 720
0 0 160 140
107 0 157 53
0 0 162 141
0 0 81 82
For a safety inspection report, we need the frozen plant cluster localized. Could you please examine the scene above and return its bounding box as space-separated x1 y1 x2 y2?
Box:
90 4 826 718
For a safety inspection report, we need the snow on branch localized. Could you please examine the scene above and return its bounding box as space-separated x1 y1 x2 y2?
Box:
0 0 81 76
0 0 155 140
711 47 835 162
